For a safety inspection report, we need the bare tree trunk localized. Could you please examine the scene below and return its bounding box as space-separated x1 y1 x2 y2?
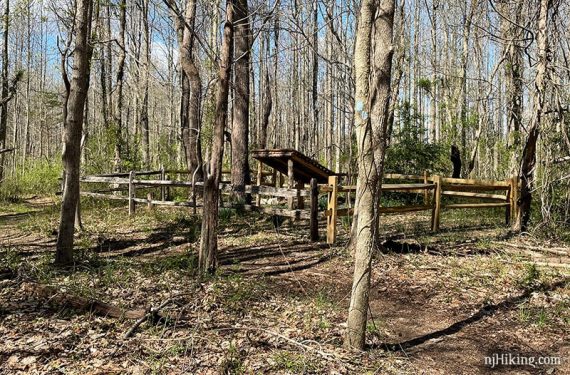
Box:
459 0 477 162
504 0 524 175
429 0 439 142
139 0 151 168
199 0 234 274
346 0 395 350
113 0 126 171
514 0 552 232
259 71 272 148
0 0 9 181
231 0 251 202
166 0 204 179
56 0 93 265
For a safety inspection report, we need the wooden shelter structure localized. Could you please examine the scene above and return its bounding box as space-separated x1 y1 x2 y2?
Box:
251 149 338 184
251 149 339 209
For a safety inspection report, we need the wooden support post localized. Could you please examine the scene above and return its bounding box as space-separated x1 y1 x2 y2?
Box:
423 170 430 205
160 165 166 201
310 178 319 242
327 175 339 244
510 175 519 224
147 192 153 209
287 159 295 209
272 169 277 187
431 175 441 231
165 174 171 201
505 177 512 225
255 161 263 206
128 171 136 216
296 182 305 209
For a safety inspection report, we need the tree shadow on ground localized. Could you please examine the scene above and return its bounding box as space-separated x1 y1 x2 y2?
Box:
0 204 58 226
89 219 200 258
371 277 569 352
381 238 497 257
219 241 334 276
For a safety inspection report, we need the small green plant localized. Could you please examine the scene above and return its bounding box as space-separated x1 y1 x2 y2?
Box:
220 343 244 374
219 208 234 224
520 263 540 287
318 317 331 329
314 290 334 309
144 253 198 275
518 304 551 328
0 247 22 270
272 351 316 373
366 322 380 334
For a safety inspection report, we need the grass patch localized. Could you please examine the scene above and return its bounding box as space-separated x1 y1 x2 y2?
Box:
272 351 318 373
0 159 61 201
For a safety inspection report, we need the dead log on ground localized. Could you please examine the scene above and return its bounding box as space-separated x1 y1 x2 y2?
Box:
23 282 146 319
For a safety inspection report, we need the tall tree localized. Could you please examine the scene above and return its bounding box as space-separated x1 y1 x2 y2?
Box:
114 0 127 171
55 0 94 265
0 0 10 181
139 0 151 167
165 0 203 179
230 0 251 202
501 0 524 174
199 0 234 273
514 0 554 231
346 0 395 350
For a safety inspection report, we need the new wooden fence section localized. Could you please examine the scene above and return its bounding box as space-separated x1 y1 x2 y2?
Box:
79 169 519 245
322 173 519 244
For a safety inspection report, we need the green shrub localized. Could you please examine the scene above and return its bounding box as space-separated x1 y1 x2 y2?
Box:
0 159 61 201
386 101 449 175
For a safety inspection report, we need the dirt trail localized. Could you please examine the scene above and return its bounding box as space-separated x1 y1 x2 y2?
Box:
0 199 568 374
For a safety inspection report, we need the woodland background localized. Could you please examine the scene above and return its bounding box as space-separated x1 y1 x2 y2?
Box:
0 0 567 240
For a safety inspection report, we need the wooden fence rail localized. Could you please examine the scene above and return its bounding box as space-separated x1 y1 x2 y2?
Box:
323 172 519 243
79 170 520 245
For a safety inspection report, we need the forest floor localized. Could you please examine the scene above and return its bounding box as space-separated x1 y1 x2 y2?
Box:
1 196 569 374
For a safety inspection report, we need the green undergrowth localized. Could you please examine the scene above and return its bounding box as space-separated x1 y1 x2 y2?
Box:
0 159 61 202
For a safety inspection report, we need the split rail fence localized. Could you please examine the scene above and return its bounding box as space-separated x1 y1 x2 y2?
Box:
78 168 519 245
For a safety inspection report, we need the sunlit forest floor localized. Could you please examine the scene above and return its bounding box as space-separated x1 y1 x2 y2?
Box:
1 197 569 374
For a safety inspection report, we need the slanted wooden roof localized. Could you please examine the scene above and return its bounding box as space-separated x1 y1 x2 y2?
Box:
251 149 337 184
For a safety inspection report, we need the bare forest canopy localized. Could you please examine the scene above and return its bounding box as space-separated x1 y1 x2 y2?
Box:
0 0 567 231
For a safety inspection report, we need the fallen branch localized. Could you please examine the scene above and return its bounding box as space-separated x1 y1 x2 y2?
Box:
554 155 570 164
23 282 146 319
0 148 15 154
502 260 570 270
124 299 172 339
230 326 342 360
493 241 569 256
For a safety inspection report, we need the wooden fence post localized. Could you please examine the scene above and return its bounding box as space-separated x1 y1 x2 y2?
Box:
510 175 519 224
287 159 295 209
431 175 441 231
255 161 263 206
128 171 136 216
165 174 171 201
327 175 339 244
147 192 153 210
160 165 166 201
310 178 319 242
505 177 512 225
423 170 430 205
297 182 304 209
